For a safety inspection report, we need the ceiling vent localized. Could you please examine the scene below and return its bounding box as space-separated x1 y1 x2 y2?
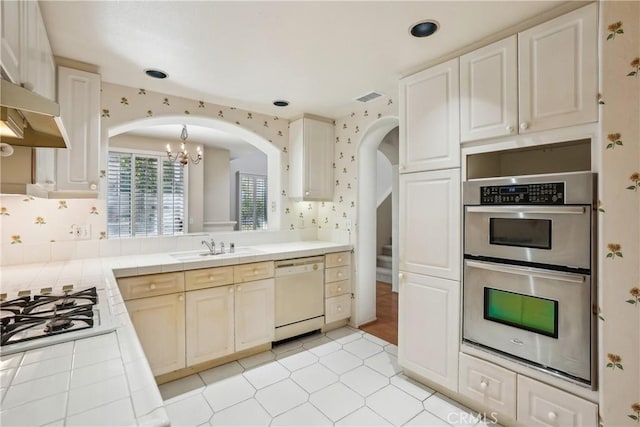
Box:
354 91 383 103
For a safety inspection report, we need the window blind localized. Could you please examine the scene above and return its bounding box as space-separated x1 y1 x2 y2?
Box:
107 151 186 238
237 173 267 231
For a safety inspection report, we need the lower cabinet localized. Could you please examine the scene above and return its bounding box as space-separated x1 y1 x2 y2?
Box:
517 375 597 427
459 353 597 426
324 251 352 324
398 271 460 392
186 286 235 366
125 293 186 376
459 353 517 419
234 278 275 352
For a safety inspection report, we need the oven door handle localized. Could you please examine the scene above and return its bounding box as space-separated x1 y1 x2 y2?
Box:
465 260 586 284
465 206 586 215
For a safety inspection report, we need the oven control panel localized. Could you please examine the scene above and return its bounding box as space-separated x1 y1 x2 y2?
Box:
480 182 565 204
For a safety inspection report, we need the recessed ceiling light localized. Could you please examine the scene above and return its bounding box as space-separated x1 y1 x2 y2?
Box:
409 20 439 38
144 69 168 79
273 100 289 107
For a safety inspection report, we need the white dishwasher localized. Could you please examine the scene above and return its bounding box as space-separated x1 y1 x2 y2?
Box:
274 256 325 341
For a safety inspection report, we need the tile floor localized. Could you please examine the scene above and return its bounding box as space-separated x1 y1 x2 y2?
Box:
159 327 489 427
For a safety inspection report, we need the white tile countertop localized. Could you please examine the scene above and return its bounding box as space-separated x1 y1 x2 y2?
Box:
0 240 351 426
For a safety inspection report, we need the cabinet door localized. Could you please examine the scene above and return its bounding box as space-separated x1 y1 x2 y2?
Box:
460 36 518 142
234 278 275 351
518 3 597 134
186 286 235 366
400 58 460 172
398 272 459 392
399 169 460 280
517 375 597 427
56 66 101 191
126 293 186 376
0 0 21 82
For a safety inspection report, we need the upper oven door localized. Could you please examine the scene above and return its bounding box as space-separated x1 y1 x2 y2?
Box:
464 205 591 269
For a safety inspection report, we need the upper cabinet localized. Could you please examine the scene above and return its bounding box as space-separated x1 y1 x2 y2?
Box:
460 3 597 142
1 0 22 83
289 116 334 201
460 36 518 142
518 3 597 134
400 58 460 172
0 0 55 101
56 66 101 192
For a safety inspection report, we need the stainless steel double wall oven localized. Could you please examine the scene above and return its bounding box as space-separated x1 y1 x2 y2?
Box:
462 172 596 388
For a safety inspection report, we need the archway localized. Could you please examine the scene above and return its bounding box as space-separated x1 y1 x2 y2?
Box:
356 116 399 326
108 114 282 230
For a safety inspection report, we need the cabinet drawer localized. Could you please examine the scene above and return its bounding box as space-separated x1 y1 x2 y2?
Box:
325 294 351 323
185 266 234 291
325 251 351 268
459 353 516 419
517 375 597 427
118 272 185 301
325 266 350 283
325 280 350 298
234 261 275 283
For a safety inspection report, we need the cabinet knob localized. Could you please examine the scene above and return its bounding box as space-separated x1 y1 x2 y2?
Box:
400 165 406 170
149 283 156 290
337 306 342 312
253 269 258 274
337 258 342 263
208 275 215 281
398 273 404 279
338 287 342 292
237 286 242 291
229 287 233 293
178 294 184 301
547 412 557 421
337 272 343 277
519 122 529 130
506 125 515 133
305 191 310 196
479 380 488 390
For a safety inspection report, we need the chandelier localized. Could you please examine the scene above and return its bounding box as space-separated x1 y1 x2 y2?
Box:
166 125 202 166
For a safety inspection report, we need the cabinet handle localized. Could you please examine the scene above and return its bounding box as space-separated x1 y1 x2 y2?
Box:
337 272 343 277
338 287 342 292
149 283 156 290
338 257 343 263
237 286 242 291
519 122 529 130
479 380 488 390
178 294 184 301
398 273 404 279
337 306 342 312
547 412 557 421
305 191 310 196
253 268 258 274
229 287 233 293
208 275 215 281
506 125 515 133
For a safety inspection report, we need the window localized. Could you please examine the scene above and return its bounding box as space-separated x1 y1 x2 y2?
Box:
237 173 267 230
108 151 186 238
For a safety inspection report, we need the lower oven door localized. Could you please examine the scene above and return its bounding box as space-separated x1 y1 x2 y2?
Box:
463 259 592 384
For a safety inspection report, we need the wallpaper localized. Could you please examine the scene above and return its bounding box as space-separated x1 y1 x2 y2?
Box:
317 99 398 243
598 2 640 426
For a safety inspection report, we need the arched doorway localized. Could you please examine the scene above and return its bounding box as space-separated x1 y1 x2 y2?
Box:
355 116 399 327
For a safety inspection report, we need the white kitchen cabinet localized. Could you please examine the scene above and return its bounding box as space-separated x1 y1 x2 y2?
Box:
56 66 101 192
458 353 517 420
518 3 597 134
399 168 460 280
186 286 235 366
398 272 459 392
0 0 21 83
325 251 352 324
21 0 55 100
399 58 460 172
289 116 334 201
517 375 597 427
125 292 186 376
460 36 518 142
234 278 275 351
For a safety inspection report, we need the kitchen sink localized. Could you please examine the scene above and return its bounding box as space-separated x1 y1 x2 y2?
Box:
169 247 263 262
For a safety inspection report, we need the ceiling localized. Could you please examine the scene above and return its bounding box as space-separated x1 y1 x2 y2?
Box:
40 1 568 150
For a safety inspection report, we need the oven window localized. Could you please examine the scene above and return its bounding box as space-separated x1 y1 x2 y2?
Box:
484 288 558 338
489 218 551 249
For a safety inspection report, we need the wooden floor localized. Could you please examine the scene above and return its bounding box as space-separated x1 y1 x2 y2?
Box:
360 281 398 345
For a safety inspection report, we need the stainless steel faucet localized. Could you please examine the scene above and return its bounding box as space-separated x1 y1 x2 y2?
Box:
201 239 216 254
